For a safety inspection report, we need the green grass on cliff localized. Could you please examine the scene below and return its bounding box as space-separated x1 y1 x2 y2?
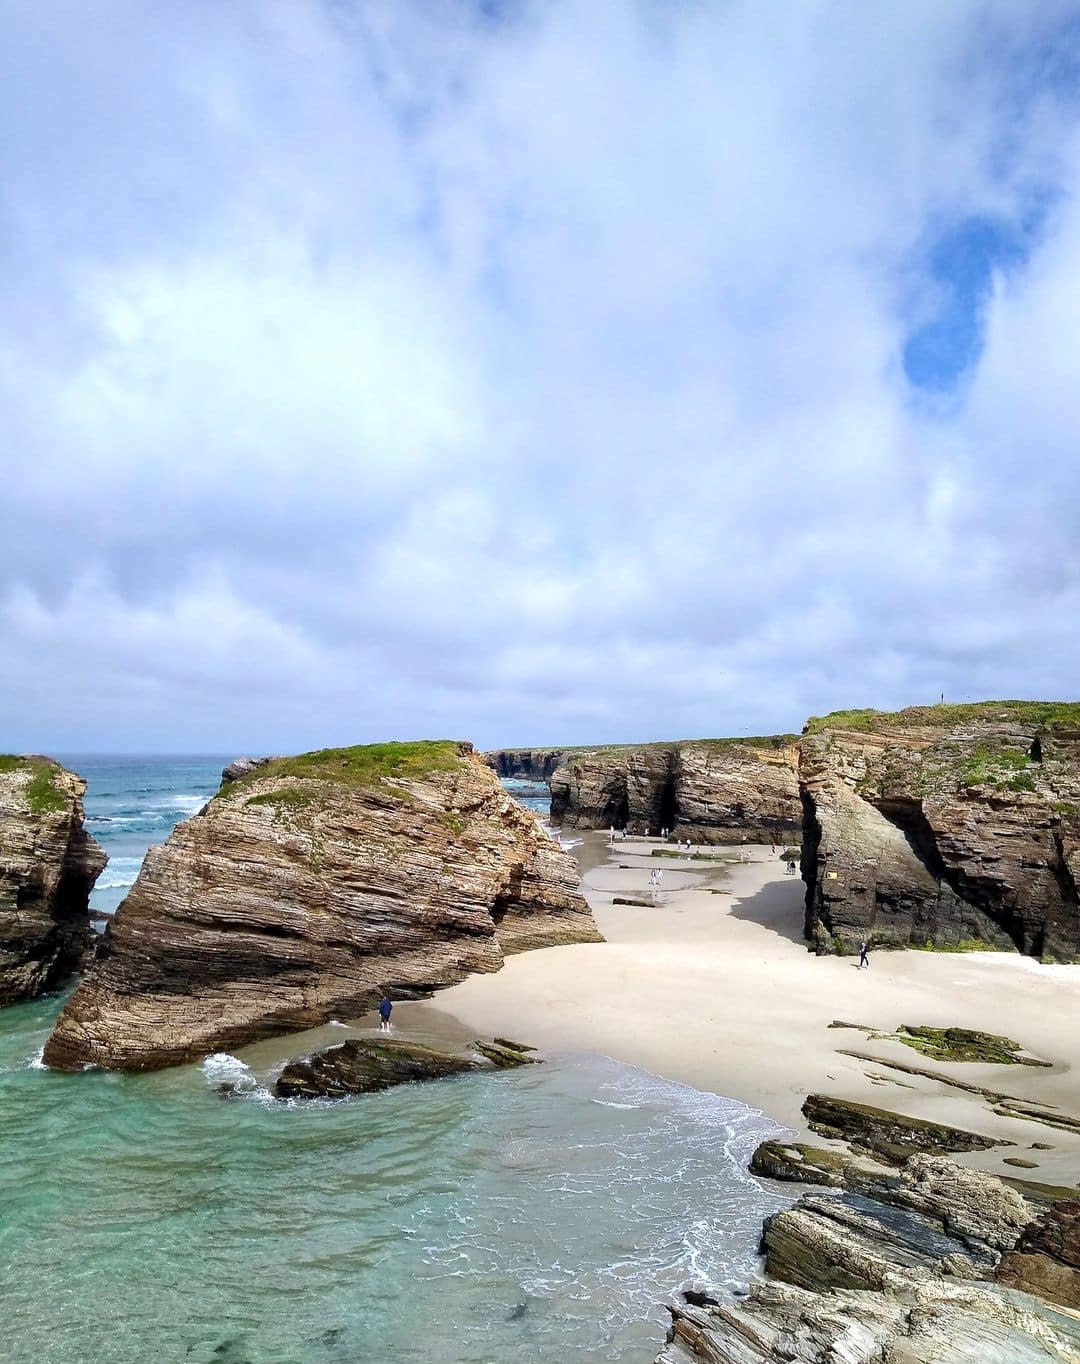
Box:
805 700 1080 735
0 755 67 814
222 741 467 795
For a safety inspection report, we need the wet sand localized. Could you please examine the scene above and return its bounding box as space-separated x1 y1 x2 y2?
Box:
401 831 1080 1187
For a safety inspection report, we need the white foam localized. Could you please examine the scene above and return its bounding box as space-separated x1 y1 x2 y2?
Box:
24 1046 46 1070
201 1053 256 1086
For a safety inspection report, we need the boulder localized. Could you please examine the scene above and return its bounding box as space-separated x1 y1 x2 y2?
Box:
799 702 1080 961
0 756 106 1005
220 756 276 784
42 741 600 1071
997 1201 1080 1309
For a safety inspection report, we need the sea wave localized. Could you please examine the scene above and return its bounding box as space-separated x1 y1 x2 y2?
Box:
94 856 145 890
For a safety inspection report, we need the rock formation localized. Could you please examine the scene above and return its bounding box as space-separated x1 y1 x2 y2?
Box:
800 702 1080 961
549 738 800 843
484 748 569 781
0 756 106 1005
220 755 276 783
43 741 600 1071
272 1035 537 1099
656 1147 1080 1362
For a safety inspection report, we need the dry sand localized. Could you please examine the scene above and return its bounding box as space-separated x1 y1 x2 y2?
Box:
401 831 1080 1187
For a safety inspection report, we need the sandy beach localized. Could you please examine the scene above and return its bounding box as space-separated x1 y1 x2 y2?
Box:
401 831 1080 1187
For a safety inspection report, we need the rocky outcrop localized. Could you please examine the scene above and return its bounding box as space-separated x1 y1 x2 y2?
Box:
42 741 600 1072
0 756 106 1005
484 749 569 781
997 1201 1080 1309
221 755 276 783
800 702 1080 961
549 738 800 842
801 1093 1008 1164
273 1035 537 1099
656 1150 1080 1363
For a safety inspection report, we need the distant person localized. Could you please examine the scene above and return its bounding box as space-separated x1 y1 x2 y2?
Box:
609 826 616 845
857 941 870 970
378 994 393 1030
787 859 796 876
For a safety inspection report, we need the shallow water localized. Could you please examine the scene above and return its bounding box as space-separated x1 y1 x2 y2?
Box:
0 758 790 1362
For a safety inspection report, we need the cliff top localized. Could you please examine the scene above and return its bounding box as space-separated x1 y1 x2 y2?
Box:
491 735 797 757
0 755 70 814
804 700 1080 736
216 740 471 797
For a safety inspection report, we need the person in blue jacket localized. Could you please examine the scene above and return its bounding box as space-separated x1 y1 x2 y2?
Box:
378 994 393 1030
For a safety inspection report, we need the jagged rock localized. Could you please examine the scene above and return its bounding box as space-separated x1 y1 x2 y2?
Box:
655 1275 1080 1363
483 749 570 781
0 756 107 1005
799 702 1080 961
221 756 276 784
659 1150 1080 1362
42 742 600 1072
750 1139 891 1190
801 1094 1006 1164
273 1035 539 1099
549 738 801 842
997 1201 1080 1309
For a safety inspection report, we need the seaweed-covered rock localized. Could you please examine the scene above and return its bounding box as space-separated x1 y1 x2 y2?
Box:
43 742 599 1071
894 1025 1050 1066
0 756 106 1005
799 702 1080 961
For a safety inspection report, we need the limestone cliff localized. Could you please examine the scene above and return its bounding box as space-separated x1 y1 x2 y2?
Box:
42 741 600 1072
0 756 106 1005
483 748 569 780
549 738 800 843
800 702 1080 962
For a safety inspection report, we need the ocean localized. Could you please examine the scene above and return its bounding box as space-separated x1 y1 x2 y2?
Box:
0 757 788 1363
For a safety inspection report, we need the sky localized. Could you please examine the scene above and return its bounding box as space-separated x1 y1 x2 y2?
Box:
2 0 1080 753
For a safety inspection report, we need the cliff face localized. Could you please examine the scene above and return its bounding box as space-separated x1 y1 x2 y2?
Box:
800 703 1080 962
42 741 600 1072
0 756 106 1006
549 739 800 842
484 748 569 780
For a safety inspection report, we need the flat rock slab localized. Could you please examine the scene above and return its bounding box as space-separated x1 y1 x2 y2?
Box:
803 1093 1008 1164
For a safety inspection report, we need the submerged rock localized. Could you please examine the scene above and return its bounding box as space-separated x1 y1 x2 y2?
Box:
42 741 599 1071
0 756 106 1005
273 1035 539 1099
800 701 1080 961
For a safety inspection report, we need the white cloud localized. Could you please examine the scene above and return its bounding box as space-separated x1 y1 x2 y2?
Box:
1 0 1079 750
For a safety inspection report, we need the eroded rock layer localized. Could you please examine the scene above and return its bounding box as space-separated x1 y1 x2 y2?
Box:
43 741 600 1071
0 757 106 1005
656 1150 1080 1363
549 738 800 843
800 702 1080 961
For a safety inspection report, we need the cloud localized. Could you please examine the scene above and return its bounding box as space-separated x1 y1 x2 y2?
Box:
1 0 1080 750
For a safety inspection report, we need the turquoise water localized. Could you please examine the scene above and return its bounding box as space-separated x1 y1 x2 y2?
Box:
0 759 789 1363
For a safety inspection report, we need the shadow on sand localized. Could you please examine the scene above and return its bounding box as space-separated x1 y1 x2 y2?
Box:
725 875 808 948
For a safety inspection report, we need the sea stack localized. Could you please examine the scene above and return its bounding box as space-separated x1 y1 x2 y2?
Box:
43 740 600 1071
0 755 107 1005
800 702 1080 961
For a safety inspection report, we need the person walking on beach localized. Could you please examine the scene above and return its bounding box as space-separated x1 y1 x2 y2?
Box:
378 994 393 1029
857 941 870 970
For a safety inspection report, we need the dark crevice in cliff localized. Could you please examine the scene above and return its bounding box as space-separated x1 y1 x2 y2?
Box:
873 796 1026 953
657 762 678 833
799 789 821 941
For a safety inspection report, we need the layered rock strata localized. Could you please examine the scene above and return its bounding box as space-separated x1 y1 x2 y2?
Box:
273 1035 537 1099
0 756 106 1005
549 738 800 842
656 1149 1080 1362
800 702 1080 961
43 741 600 1071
